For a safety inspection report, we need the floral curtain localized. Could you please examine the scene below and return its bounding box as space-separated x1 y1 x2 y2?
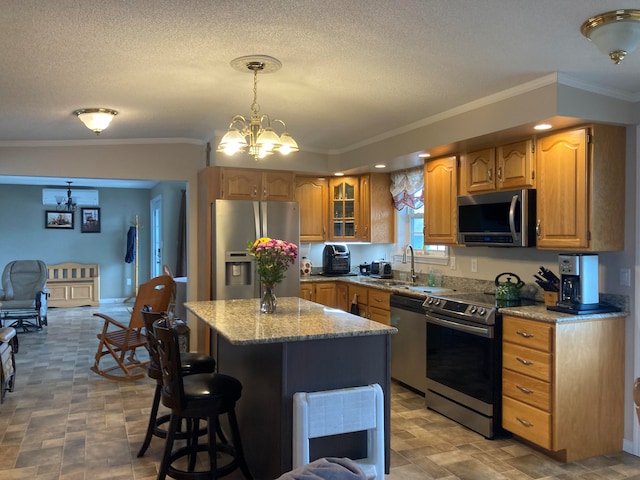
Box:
390 167 424 211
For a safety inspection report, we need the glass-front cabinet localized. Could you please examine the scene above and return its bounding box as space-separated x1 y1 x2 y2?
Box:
329 177 358 240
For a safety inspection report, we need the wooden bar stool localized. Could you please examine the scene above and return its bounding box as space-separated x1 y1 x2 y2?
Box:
154 319 253 480
137 310 216 458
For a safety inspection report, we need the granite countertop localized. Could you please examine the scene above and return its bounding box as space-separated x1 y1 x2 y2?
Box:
300 274 629 323
498 303 627 323
185 297 396 345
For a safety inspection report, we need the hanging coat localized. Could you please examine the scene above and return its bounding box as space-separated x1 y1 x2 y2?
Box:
125 226 136 263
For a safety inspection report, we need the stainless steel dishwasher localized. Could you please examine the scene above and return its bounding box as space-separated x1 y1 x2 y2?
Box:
390 294 428 394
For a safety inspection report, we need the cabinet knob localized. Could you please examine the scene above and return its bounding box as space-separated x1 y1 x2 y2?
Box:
536 219 541 238
488 168 493 183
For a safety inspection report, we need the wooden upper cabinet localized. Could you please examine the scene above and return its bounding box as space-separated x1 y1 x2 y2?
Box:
535 124 625 251
359 173 394 243
497 139 536 190
295 177 328 243
220 167 294 201
327 174 394 243
263 171 295 201
460 140 535 194
220 168 261 200
461 148 495 193
424 156 458 245
329 176 359 241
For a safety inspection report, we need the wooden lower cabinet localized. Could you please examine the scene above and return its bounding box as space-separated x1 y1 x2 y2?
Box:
315 282 336 308
502 314 625 462
368 288 391 325
300 281 390 325
336 283 349 311
299 284 314 302
299 282 336 308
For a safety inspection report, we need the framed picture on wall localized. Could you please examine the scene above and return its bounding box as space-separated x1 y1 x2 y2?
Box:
81 208 101 233
45 211 74 229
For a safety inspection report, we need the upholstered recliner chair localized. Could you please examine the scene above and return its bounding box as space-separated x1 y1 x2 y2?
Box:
0 260 49 332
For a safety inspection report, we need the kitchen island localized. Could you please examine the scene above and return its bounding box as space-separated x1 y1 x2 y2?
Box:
185 297 396 479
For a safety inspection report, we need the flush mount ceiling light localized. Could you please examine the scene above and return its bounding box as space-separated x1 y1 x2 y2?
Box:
73 108 118 135
217 55 298 161
581 9 640 64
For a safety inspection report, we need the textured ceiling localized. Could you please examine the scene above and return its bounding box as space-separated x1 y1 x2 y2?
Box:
1 0 639 155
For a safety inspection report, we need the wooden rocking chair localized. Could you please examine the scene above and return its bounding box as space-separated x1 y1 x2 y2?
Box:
90 275 175 381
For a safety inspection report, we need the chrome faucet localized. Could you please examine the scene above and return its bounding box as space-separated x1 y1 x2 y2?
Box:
404 244 416 283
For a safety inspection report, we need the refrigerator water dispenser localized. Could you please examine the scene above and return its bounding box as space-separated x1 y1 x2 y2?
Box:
225 252 252 286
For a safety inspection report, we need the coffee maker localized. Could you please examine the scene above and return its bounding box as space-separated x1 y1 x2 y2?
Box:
556 253 599 311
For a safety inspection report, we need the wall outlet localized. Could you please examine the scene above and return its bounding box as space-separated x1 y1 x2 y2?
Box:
471 258 478 273
126 278 132 286
450 257 456 270
620 268 631 287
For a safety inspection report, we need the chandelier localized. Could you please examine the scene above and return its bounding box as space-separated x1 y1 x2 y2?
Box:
56 182 77 212
217 55 298 161
73 108 118 135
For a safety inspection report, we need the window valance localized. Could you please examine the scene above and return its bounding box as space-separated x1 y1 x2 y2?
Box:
390 167 424 211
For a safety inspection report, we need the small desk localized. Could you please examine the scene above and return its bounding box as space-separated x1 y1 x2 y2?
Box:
186 297 396 479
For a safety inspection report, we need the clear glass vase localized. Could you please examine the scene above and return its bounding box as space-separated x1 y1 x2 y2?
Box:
261 283 277 314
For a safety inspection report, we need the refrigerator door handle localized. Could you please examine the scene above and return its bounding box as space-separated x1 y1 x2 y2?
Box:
253 201 261 240
260 201 268 238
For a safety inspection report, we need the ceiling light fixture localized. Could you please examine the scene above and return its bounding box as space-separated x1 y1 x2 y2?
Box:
217 55 298 161
581 9 640 64
73 108 118 135
56 182 77 212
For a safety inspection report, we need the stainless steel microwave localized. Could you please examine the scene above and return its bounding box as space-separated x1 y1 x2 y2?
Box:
457 189 536 247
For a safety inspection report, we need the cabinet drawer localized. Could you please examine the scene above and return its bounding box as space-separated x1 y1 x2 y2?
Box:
502 396 551 449
348 285 368 305
503 316 553 352
368 289 390 310
503 342 552 382
503 369 551 411
369 306 390 325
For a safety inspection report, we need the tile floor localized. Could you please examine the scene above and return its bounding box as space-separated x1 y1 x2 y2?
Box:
1 304 640 479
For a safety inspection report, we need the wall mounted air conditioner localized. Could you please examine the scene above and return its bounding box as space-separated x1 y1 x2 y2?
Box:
42 188 99 206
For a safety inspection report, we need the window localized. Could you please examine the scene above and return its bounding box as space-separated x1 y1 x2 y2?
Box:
399 191 448 260
390 169 448 263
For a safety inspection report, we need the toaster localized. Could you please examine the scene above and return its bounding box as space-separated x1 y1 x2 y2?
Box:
370 261 392 279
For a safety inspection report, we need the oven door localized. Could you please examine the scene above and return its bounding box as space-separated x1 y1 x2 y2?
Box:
425 313 498 417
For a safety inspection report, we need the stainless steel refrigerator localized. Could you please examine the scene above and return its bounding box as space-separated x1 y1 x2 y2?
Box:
211 199 300 300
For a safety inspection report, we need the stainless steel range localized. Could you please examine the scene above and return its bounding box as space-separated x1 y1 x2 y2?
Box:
422 292 534 438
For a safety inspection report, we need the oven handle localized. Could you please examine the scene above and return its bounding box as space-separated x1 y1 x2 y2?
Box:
426 314 493 338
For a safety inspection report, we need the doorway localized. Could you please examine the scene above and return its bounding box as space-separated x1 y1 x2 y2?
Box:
150 194 162 278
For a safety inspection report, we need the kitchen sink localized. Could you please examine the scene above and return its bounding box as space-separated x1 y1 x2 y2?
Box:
360 278 404 286
399 286 455 294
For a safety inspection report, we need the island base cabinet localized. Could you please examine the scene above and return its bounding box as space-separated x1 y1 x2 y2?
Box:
215 334 391 479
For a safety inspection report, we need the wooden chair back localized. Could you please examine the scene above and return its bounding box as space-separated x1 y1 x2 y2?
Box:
129 275 175 330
